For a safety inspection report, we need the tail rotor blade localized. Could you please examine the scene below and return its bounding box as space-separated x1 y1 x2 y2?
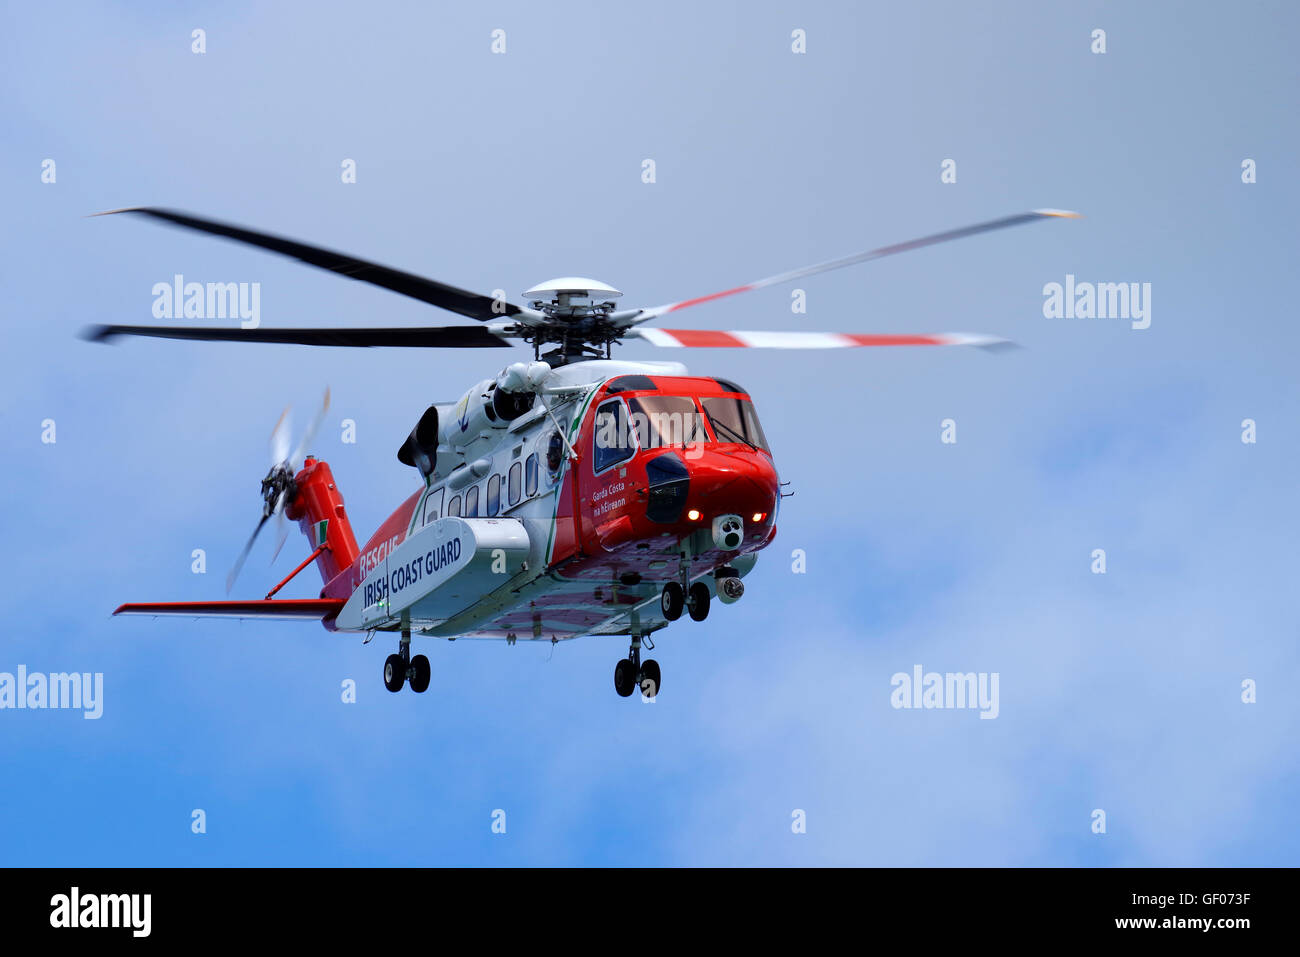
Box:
270 495 290 563
289 387 331 469
270 406 291 465
227 514 270 594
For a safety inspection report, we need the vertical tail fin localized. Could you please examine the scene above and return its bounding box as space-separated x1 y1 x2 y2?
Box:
286 457 359 586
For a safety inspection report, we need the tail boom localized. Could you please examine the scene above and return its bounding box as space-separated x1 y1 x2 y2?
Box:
286 457 360 586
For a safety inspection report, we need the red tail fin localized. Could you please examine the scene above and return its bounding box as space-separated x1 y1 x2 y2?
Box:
286 458 359 586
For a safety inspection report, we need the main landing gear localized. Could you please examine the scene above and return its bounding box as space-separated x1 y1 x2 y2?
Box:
660 580 711 622
384 625 430 694
614 634 661 699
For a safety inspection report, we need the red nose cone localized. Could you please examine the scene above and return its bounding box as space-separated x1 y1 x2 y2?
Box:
682 448 779 537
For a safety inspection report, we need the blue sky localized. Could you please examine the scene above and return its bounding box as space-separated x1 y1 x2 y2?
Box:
2 0 1297 865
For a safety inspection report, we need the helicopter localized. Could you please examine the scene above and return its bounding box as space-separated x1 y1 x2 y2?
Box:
87 205 1076 698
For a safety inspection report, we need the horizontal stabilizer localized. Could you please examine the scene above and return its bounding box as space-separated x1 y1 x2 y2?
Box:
112 599 344 621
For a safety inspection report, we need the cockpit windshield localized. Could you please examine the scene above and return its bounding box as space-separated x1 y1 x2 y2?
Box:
700 396 771 453
627 396 709 451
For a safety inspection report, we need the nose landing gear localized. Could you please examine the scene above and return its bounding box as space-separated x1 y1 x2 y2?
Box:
660 579 713 622
661 581 685 621
687 582 710 621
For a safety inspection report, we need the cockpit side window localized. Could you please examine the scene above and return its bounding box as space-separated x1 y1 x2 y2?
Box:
592 398 636 474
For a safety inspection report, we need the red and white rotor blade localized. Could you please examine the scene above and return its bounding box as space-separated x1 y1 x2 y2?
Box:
622 209 1079 325
629 328 1012 349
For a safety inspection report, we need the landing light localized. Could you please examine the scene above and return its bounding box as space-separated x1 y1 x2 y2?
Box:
752 512 766 522
686 509 701 521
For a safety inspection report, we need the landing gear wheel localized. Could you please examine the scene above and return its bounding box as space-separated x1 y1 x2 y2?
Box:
661 581 684 621
638 659 661 699
687 582 711 622
383 654 406 692
614 658 637 697
409 654 431 693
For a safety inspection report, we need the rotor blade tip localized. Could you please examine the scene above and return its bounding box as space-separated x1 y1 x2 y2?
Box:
1034 208 1083 219
977 339 1021 353
940 333 1019 351
80 324 114 342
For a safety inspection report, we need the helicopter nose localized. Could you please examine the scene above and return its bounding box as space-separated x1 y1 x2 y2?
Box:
643 448 779 544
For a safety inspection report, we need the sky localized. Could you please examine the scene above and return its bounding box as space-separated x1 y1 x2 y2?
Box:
1 0 1297 866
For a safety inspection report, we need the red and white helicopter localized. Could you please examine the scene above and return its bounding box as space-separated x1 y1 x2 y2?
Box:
88 206 1075 698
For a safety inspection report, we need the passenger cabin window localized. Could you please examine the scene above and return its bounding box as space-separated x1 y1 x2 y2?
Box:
422 488 444 526
628 396 708 452
508 462 522 506
464 485 479 517
700 396 771 453
525 453 539 496
486 474 501 516
592 398 636 474
447 494 462 517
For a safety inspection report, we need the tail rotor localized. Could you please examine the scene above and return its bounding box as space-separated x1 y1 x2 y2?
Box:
226 388 331 593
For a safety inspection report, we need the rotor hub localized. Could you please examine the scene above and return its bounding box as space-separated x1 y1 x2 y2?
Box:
260 463 296 517
523 277 622 319
506 278 630 365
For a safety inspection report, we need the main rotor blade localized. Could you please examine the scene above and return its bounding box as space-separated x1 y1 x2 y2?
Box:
627 328 1015 350
227 514 270 594
92 207 525 321
84 324 512 348
617 209 1080 326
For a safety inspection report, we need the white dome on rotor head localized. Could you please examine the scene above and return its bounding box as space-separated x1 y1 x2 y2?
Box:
523 277 622 302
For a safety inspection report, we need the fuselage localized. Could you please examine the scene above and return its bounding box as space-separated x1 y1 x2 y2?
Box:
298 360 780 642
